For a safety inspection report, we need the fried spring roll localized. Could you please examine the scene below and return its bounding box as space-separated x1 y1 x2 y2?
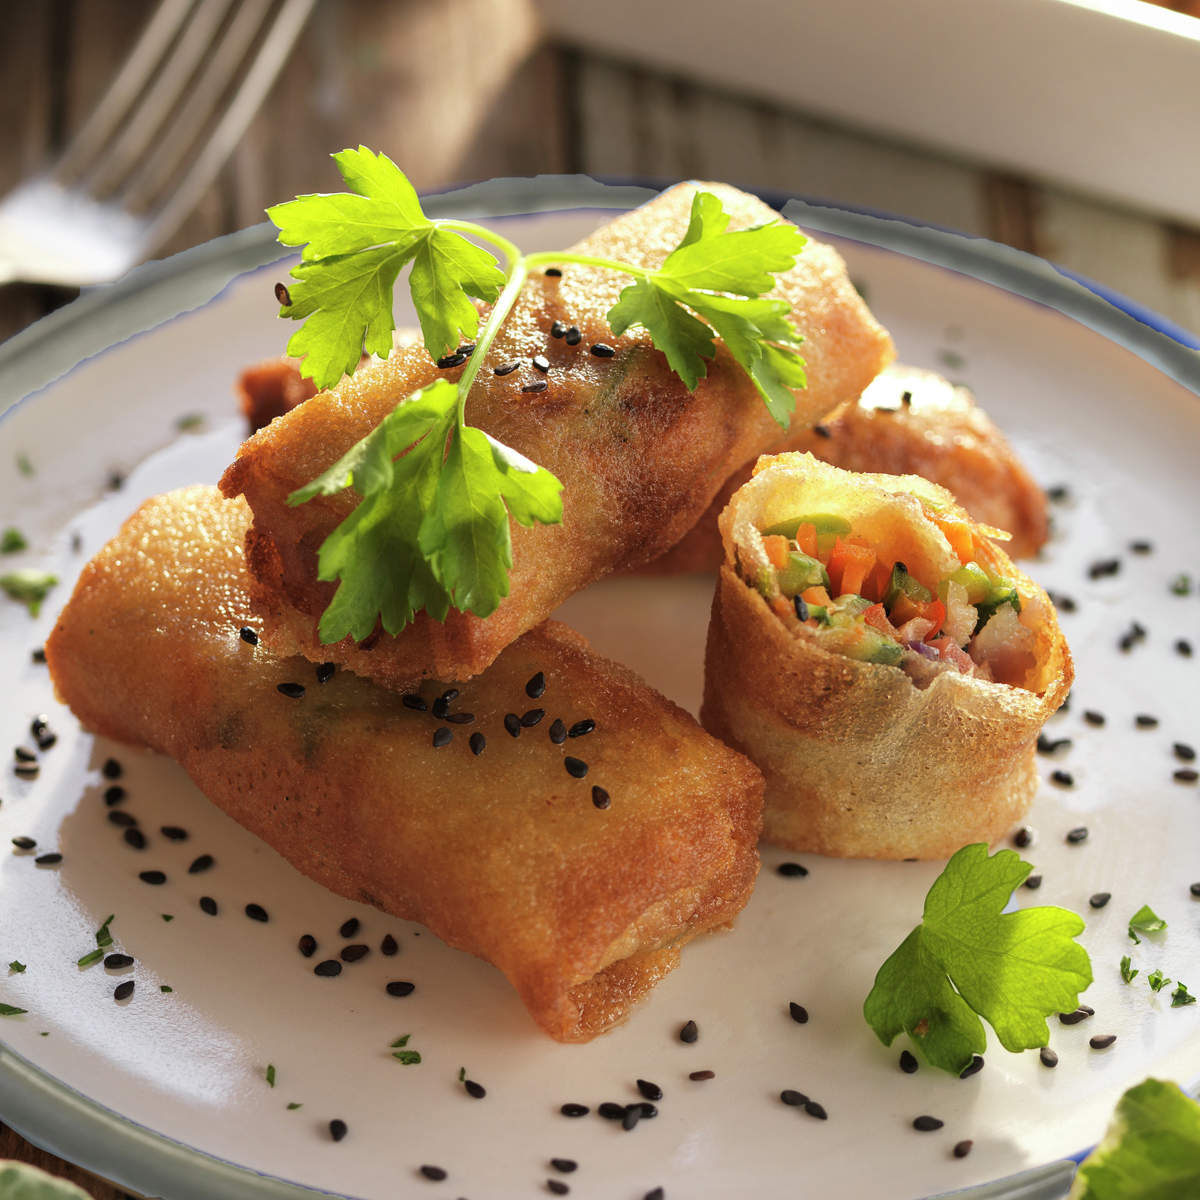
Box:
220 182 893 688
701 453 1071 860
46 486 763 1041
642 365 1049 574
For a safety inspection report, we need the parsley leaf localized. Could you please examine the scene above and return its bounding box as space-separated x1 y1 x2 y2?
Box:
265 1063 276 1088
607 192 807 427
1172 983 1196 1008
8 961 25 973
863 843 1092 1073
389 1035 411 1048
269 147 504 387
1147 968 1172 993
392 1049 422 1065
1128 905 1166 944
0 1002 28 1016
1 569 57 617
1120 955 1139 984
1 527 27 553
1068 1078 1200 1198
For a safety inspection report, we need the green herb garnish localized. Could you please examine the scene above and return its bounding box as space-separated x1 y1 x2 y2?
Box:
1 528 27 553
1170 573 1193 596
160 985 173 993
389 1034 411 1048
287 1102 303 1110
273 150 808 642
1128 905 1166 944
392 1049 422 1065
95 914 115 949
175 413 205 431
863 843 1092 1074
1120 956 1139 984
15 452 33 477
266 1063 276 1087
0 1002 28 1016
457 1066 466 1082
1068 1078 1200 1198
76 949 103 968
161 913 174 922
1172 983 1196 1008
8 961 25 973
1147 968 1171 993
1 568 57 617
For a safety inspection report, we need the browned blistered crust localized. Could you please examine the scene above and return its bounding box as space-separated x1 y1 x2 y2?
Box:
46 486 763 1042
642 365 1049 575
700 454 1071 861
219 181 892 689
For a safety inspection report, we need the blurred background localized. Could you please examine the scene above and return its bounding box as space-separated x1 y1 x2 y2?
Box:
2 0 1199 349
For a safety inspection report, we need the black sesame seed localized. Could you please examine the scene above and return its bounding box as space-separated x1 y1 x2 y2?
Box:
953 1140 974 1159
1054 593 1078 613
547 1181 570 1196
104 953 133 969
35 732 56 752
315 662 335 684
591 786 611 809
402 694 427 711
329 1119 347 1142
314 959 341 977
634 1102 658 1119
568 719 595 738
598 1102 626 1120
14 763 39 780
276 682 305 699
34 852 62 865
1090 1034 1117 1049
245 903 269 923
1175 743 1197 762
522 379 549 393
160 825 187 840
780 1089 807 1107
104 785 126 806
644 1190 665 1200
386 980 415 997
503 713 521 738
1176 639 1193 657
1040 1047 1058 1067
913 1115 944 1132
419 1165 447 1182
11 836 36 850
564 756 588 778
679 1019 698 1043
544 267 562 277
1050 769 1074 787
636 1079 663 1101
457 343 475 357
533 354 550 372
811 423 832 439
803 1100 828 1120
1089 892 1112 909
436 352 466 369
899 1050 919 1074
431 697 450 719
113 981 134 1002
1135 713 1159 728
381 933 399 955
298 934 317 957
274 281 292 306
1066 827 1089 844
188 854 214 874
777 861 809 877
1191 883 1200 898
1059 1007 1092 1025
1047 484 1071 502
549 718 567 744
339 917 359 938
1037 735 1071 754
14 746 36 764
108 811 137 828
550 321 567 338
590 342 615 357
31 647 46 664
1012 827 1034 848
200 896 218 916
1088 558 1121 579
1083 710 1106 726
789 1002 809 1024
621 1107 641 1131
1175 768 1199 783
340 943 369 963
102 757 123 779
445 711 476 726
526 671 546 698
493 360 521 376
432 727 453 748
689 1069 715 1081
239 626 258 646
138 870 167 885
550 1158 577 1173
1129 540 1153 554
469 732 486 756
1024 875 1043 890
522 708 545 727
560 1103 589 1117
959 1054 984 1079
124 828 147 850
564 326 581 346
464 1078 486 1099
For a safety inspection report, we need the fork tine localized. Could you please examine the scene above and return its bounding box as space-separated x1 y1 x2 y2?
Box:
119 0 274 213
55 0 197 185
86 0 239 200
144 0 317 252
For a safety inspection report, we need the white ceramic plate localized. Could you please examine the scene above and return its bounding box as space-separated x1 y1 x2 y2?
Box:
2 179 1199 1200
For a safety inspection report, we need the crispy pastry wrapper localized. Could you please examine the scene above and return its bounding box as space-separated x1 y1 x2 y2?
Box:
46 486 762 1042
642 364 1049 574
701 453 1071 860
220 181 892 688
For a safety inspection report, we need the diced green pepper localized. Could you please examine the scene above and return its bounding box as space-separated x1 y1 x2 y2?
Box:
777 551 830 597
761 513 852 540
883 562 932 609
949 562 991 605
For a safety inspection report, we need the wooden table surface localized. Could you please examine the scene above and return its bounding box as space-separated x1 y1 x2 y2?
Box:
2 1 1198 1195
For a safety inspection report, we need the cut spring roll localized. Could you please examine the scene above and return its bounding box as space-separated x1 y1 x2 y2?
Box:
642 364 1049 574
221 181 892 689
701 453 1071 860
46 486 763 1042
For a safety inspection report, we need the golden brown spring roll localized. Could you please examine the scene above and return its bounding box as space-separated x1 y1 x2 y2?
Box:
221 181 893 689
46 486 763 1042
643 365 1049 574
701 453 1071 860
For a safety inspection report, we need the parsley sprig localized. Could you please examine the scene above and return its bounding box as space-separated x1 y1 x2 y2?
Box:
271 149 808 642
864 844 1093 1074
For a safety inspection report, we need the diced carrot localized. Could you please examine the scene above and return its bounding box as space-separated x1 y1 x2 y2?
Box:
793 523 818 557
868 559 894 602
770 595 793 619
932 514 975 564
829 537 876 596
802 586 831 607
863 603 897 637
918 599 946 640
762 535 791 570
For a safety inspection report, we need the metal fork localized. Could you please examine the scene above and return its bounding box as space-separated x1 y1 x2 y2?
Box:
0 0 315 288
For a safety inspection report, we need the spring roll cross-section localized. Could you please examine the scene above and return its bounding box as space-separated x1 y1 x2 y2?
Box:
701 453 1071 861
46 486 763 1042
221 181 892 689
